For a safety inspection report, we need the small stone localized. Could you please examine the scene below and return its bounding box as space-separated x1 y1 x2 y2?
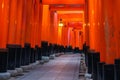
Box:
21 65 30 71
42 56 49 62
49 54 55 59
85 73 92 79
15 68 23 74
7 70 18 77
0 72 10 80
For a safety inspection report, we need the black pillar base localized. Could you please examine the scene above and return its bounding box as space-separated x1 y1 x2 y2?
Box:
21 48 25 66
33 48 38 62
88 50 95 74
103 64 114 80
21 43 31 66
38 47 42 60
97 62 105 80
84 46 89 67
24 43 31 65
35 45 40 61
74 47 80 53
0 49 8 72
114 64 120 80
7 44 16 70
30 48 34 63
114 59 120 80
41 41 49 57
92 52 100 80
15 45 22 68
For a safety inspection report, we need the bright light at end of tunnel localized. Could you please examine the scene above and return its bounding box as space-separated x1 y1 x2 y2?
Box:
59 22 64 27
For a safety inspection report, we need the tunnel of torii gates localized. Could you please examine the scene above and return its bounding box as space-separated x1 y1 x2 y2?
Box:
0 0 120 68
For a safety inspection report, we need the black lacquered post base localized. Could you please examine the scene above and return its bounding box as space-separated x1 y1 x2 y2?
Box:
38 47 42 60
41 41 49 57
0 49 10 80
74 47 80 53
0 49 8 72
114 59 120 80
87 50 95 74
7 44 16 70
103 64 114 80
30 48 34 63
21 48 25 66
35 46 41 61
15 45 22 68
97 62 105 80
84 46 89 67
24 43 31 65
114 64 120 80
92 52 100 80
21 43 31 66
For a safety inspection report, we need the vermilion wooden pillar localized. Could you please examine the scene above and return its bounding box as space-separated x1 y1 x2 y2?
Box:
30 0 38 48
21 0 27 47
24 0 33 45
103 0 116 64
113 0 120 59
89 0 95 50
61 27 69 47
41 5 50 42
71 29 76 49
88 0 107 63
0 0 10 48
84 0 89 46
99 0 106 62
79 31 83 49
38 3 43 47
69 28 75 48
74 30 80 48
53 11 58 44
57 26 62 45
7 0 17 44
49 11 58 44
25 0 42 48
15 0 23 45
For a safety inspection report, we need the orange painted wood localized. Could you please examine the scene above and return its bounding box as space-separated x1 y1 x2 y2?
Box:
89 0 95 50
57 27 62 45
8 0 17 44
83 1 89 46
41 5 50 42
69 28 75 48
37 3 43 47
30 0 37 48
113 0 120 58
61 27 69 47
42 0 85 4
79 32 83 49
48 11 58 44
99 0 106 62
24 0 33 45
50 7 84 11
0 0 10 48
36 2 42 47
103 0 116 64
15 0 23 45
21 0 27 47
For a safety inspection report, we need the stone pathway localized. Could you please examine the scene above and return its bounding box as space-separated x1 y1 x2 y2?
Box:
9 54 83 80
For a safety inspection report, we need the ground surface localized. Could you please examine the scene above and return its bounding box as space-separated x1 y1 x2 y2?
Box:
9 54 85 80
